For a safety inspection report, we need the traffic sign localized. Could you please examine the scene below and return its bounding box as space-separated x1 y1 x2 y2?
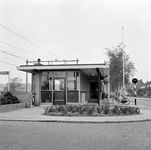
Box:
132 78 138 85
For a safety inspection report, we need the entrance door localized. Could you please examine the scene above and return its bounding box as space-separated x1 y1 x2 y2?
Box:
53 77 66 105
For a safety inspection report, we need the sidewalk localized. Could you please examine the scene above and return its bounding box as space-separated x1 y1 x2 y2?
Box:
0 103 151 123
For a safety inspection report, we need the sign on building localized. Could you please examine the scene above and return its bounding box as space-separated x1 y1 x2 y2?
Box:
0 71 10 91
0 71 9 75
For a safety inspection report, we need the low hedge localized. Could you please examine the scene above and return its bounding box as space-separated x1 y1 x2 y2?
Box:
44 104 140 116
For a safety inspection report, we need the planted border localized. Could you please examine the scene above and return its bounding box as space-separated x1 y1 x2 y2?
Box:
44 104 140 116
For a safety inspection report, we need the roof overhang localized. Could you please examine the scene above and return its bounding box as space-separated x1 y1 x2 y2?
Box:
17 63 109 81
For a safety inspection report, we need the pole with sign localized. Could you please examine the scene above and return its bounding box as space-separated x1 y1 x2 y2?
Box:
132 78 138 105
0 71 10 92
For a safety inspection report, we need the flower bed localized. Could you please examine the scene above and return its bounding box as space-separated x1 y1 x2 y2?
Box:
44 104 140 116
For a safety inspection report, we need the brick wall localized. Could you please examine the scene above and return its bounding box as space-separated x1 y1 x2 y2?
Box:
34 72 41 106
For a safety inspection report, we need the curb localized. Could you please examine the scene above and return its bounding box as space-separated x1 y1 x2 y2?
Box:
1 117 151 124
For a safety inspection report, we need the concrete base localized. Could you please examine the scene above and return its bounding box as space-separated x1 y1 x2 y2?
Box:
0 103 25 113
12 92 32 108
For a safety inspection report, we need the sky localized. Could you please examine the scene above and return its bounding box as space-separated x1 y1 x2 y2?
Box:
0 0 151 84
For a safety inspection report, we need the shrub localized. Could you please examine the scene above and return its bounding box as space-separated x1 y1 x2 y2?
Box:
87 106 95 115
44 104 140 116
102 105 110 114
110 94 115 98
97 106 101 113
1 92 20 105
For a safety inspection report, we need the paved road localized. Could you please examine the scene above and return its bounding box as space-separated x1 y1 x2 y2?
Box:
136 98 151 108
130 97 151 109
1 121 151 150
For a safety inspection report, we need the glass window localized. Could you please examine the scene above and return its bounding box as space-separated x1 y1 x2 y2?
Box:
54 79 65 91
67 91 78 103
67 72 79 90
41 91 52 103
41 72 53 90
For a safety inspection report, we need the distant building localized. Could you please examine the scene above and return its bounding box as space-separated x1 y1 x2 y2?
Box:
144 81 151 96
136 79 145 93
138 80 151 97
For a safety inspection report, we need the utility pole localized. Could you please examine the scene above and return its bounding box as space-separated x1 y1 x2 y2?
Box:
122 26 125 89
121 26 126 96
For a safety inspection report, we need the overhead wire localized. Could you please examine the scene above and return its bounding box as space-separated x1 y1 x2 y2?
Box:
0 23 65 60
0 60 17 67
0 40 50 59
0 49 26 60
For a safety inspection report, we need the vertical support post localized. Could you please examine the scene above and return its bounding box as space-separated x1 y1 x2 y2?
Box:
8 71 10 92
96 68 101 105
107 80 110 101
0 92 1 106
39 71 41 105
31 73 33 93
98 72 101 105
132 78 138 106
134 84 137 105
101 80 105 99
78 71 81 104
135 98 137 105
107 67 110 102
26 73 28 92
26 59 28 92
122 26 125 89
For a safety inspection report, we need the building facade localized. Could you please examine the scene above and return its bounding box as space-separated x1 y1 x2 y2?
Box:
17 59 110 106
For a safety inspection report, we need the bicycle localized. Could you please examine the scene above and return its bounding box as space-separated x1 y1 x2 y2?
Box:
112 95 130 105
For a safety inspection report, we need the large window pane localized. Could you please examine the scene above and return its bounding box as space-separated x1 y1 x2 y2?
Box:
41 91 52 103
67 72 79 90
41 72 53 90
54 79 65 91
67 91 78 103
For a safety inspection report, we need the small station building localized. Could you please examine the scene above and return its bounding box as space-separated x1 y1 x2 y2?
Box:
17 59 110 106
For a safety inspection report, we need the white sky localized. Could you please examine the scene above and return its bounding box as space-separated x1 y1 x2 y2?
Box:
0 0 151 84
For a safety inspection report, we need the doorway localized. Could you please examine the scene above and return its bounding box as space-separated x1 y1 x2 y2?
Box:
90 82 98 99
53 77 66 105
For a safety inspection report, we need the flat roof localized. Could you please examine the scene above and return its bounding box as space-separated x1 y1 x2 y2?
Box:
17 63 109 72
17 63 109 82
18 63 108 79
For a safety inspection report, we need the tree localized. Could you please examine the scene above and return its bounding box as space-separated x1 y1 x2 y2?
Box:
3 77 23 92
106 44 136 93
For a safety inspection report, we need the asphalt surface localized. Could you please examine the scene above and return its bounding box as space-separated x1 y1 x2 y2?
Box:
1 121 151 150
